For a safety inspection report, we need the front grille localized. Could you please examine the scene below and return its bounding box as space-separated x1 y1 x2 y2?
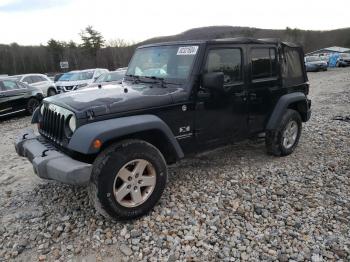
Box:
65 86 74 90
40 106 66 144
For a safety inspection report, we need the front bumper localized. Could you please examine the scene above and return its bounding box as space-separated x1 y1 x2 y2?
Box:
15 130 92 185
339 61 350 67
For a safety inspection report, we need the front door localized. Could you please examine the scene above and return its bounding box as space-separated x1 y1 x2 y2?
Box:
0 81 11 116
195 45 248 147
0 80 27 116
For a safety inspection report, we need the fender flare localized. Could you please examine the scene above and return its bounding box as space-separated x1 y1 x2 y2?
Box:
67 114 184 158
266 92 308 130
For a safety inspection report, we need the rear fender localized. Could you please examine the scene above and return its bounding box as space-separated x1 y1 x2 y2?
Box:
266 92 310 130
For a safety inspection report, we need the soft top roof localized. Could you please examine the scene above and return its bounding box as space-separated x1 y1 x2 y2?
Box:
139 37 301 48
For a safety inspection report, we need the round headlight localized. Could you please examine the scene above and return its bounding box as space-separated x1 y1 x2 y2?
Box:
40 104 44 115
68 115 77 132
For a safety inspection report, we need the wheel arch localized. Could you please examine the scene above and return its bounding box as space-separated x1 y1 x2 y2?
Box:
266 92 310 131
68 115 184 163
47 86 57 96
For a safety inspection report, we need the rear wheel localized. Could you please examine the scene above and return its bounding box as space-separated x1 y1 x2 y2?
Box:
26 98 40 115
265 109 302 156
88 139 168 220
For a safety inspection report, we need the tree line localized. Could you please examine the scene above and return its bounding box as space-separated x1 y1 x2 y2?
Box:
2 25 350 75
0 26 136 75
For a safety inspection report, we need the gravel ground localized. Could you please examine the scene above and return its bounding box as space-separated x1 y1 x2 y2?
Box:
0 68 350 262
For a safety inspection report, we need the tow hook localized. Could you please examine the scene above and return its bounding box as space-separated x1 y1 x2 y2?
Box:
22 133 29 140
41 149 50 157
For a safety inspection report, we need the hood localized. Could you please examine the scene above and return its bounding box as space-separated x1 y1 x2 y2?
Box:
88 80 122 88
44 81 181 118
55 79 93 86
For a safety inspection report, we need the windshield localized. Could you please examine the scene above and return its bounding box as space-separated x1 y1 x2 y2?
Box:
126 45 199 81
59 71 94 81
306 56 321 62
95 71 125 83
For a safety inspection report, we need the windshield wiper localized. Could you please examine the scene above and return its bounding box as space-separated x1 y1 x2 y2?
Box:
126 74 181 87
125 74 142 83
143 76 181 88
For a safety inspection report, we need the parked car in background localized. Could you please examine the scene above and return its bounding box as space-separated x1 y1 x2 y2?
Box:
318 55 329 66
337 53 350 67
0 78 43 117
88 69 127 88
8 74 57 97
55 68 109 93
53 73 64 82
304 56 328 72
115 67 128 71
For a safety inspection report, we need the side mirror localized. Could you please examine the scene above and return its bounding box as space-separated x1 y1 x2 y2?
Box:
23 81 29 85
202 72 224 91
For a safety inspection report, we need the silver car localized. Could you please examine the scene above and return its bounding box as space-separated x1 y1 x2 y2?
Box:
8 74 57 97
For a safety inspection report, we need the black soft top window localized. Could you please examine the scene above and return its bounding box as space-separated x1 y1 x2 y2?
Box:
251 47 277 79
281 44 306 87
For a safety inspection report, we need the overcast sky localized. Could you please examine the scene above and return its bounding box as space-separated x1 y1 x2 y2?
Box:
0 0 349 45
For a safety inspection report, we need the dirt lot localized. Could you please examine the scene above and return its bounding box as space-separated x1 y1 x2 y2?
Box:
0 68 349 261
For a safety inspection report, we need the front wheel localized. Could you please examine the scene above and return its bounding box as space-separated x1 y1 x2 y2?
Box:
88 139 168 220
265 109 302 156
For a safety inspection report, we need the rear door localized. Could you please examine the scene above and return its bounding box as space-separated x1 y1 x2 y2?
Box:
247 46 283 133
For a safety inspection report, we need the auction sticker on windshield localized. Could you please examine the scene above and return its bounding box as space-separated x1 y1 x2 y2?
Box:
177 46 198 55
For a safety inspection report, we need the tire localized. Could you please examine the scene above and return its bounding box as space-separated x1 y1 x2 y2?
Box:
265 109 302 156
88 139 168 221
47 88 57 97
26 98 40 115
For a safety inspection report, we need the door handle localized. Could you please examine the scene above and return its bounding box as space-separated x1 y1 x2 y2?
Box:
235 92 247 101
250 93 257 100
197 91 210 100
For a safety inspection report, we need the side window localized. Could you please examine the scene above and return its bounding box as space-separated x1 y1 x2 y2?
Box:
18 82 27 89
2 80 19 91
23 76 33 84
33 76 43 82
38 76 47 82
204 48 242 85
251 48 277 79
95 70 101 78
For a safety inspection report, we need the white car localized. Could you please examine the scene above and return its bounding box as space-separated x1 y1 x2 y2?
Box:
8 74 57 97
55 68 109 93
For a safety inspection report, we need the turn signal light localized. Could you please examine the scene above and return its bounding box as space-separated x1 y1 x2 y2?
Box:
92 139 102 149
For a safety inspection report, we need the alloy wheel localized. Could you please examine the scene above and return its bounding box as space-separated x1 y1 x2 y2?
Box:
113 159 156 208
282 120 298 149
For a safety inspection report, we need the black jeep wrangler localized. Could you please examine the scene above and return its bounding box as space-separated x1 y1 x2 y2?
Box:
15 38 311 220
